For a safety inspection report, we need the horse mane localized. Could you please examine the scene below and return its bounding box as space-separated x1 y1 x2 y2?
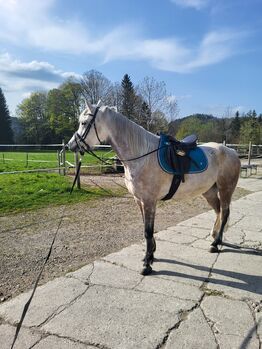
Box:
105 107 158 158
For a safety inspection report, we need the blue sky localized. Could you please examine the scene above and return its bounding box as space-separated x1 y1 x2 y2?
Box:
0 0 261 117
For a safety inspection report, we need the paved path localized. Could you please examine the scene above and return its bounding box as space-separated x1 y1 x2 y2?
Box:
0 176 262 349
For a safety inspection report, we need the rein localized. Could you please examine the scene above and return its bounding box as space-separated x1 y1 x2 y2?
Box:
10 164 82 349
73 106 171 165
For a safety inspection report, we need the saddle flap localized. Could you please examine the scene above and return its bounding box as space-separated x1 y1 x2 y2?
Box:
158 133 208 175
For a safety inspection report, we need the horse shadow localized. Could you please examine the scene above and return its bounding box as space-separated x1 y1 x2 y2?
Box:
154 243 262 296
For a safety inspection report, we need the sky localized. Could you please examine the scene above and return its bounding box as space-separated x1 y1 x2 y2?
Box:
0 0 262 118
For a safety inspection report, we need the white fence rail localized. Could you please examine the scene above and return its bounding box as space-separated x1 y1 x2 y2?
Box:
0 143 114 176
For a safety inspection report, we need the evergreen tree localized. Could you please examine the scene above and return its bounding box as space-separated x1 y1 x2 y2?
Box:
0 87 13 144
120 74 137 120
230 111 241 143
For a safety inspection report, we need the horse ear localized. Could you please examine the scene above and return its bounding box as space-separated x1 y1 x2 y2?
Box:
96 99 102 107
85 99 92 111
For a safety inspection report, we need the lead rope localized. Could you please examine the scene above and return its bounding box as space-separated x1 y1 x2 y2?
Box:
10 161 82 349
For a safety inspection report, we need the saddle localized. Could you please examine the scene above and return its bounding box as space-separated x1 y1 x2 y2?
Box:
158 133 208 200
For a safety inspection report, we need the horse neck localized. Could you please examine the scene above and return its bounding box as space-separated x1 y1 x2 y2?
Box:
103 109 158 162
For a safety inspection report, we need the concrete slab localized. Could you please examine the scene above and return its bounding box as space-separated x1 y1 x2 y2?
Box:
155 229 198 244
90 260 142 289
165 308 217 349
0 324 41 349
66 264 94 283
42 285 195 349
176 212 215 230
202 296 260 348
191 238 213 250
233 215 262 232
237 177 262 192
67 261 143 289
0 277 87 327
135 275 203 301
256 312 262 339
1 176 261 349
166 225 210 239
33 335 94 348
105 240 217 287
207 246 262 301
223 226 246 244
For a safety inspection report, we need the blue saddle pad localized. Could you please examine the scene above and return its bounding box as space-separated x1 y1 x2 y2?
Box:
158 134 208 175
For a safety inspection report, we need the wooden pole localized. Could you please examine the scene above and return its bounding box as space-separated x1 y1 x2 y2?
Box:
57 150 60 175
62 140 66 175
74 152 81 189
248 141 252 166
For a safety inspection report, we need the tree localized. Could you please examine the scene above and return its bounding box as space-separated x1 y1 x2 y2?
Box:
175 114 220 142
138 76 178 131
229 111 241 143
0 87 13 144
239 116 261 144
81 70 113 105
47 80 83 141
120 74 137 121
17 92 49 144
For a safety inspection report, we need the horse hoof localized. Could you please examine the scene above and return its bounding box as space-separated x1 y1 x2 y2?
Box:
209 245 219 253
140 265 152 276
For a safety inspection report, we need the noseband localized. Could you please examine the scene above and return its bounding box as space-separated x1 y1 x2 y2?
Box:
74 107 102 154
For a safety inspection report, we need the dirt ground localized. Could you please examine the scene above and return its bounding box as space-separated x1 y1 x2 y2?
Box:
0 175 250 302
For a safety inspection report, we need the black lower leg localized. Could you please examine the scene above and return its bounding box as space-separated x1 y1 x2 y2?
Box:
210 208 229 253
141 214 155 276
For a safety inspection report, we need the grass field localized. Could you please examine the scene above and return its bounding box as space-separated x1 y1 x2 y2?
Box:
0 149 121 215
0 172 122 215
0 149 115 173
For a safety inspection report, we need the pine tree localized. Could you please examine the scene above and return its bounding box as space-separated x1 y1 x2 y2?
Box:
0 88 13 144
120 74 137 120
230 111 241 143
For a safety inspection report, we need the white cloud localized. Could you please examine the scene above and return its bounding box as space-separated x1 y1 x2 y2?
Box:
0 53 80 92
170 0 209 10
0 52 80 112
0 0 249 74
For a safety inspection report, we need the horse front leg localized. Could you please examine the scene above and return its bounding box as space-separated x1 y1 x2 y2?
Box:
141 202 156 276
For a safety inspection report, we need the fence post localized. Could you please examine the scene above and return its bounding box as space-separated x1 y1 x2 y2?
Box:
57 150 60 175
26 153 28 167
74 152 81 189
2 153 4 164
248 141 252 166
62 140 66 175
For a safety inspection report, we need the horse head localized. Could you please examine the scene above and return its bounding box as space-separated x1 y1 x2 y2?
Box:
67 100 104 154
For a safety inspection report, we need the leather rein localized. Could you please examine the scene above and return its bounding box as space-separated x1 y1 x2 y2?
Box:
72 106 170 164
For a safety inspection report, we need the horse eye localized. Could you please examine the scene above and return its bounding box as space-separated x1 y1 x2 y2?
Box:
81 121 87 126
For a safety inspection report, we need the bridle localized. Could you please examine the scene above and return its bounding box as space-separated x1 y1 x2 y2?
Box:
74 106 102 154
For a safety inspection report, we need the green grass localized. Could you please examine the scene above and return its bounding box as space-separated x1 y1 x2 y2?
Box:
0 150 115 173
0 173 118 215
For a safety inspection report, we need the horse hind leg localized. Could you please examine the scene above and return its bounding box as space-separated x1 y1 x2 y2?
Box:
209 175 238 252
202 183 221 239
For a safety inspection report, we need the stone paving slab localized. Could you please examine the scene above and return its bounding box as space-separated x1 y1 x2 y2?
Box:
42 285 194 349
0 179 261 348
202 296 260 349
0 324 41 349
165 308 217 349
0 277 87 327
33 335 95 349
